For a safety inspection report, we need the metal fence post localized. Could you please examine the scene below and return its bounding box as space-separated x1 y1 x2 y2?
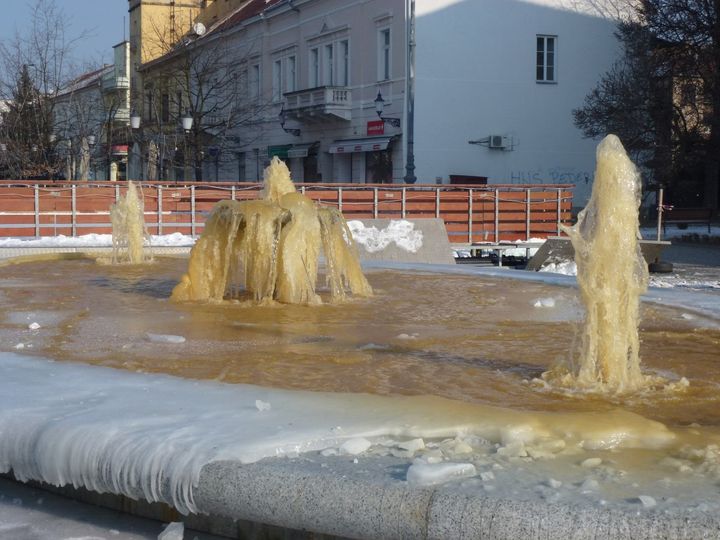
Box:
231 185 236 201
373 188 379 219
494 188 500 243
157 186 163 236
34 185 40 238
191 185 196 237
338 187 343 212
468 189 473 243
556 188 562 236
115 184 120 202
526 188 531 240
401 187 406 218
435 188 440 219
71 185 77 237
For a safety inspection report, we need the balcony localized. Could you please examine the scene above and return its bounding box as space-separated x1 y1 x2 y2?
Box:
111 107 130 124
283 86 351 122
101 73 130 92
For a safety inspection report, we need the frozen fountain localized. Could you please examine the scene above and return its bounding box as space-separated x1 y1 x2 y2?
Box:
108 181 152 264
171 157 372 304
0 140 719 538
544 135 651 392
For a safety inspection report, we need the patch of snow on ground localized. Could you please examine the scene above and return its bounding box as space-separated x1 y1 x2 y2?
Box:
346 220 423 253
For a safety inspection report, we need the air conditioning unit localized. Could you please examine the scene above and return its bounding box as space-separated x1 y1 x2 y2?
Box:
488 135 509 149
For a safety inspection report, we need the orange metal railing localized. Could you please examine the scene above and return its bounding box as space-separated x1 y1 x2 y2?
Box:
0 180 573 243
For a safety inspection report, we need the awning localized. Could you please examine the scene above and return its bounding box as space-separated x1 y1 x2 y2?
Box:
287 142 319 159
328 136 392 154
268 144 292 159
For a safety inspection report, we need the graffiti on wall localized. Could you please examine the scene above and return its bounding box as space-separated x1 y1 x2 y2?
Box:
509 166 591 185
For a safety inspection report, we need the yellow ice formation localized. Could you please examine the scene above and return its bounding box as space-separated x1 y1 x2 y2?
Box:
546 134 650 393
109 181 152 264
171 157 372 304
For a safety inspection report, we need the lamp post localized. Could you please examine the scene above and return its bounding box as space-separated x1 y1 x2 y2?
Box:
87 135 96 180
404 0 417 184
130 111 144 181
182 111 194 181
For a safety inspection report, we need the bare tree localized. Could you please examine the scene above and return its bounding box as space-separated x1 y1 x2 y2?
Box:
573 0 720 209
0 0 92 180
139 20 271 181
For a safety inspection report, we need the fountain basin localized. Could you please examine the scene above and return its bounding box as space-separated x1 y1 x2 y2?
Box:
1 256 719 538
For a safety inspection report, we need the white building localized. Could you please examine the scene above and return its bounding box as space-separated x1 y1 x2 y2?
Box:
131 0 619 205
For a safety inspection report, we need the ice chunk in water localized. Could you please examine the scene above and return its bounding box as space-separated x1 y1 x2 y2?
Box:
255 399 271 412
406 462 477 487
533 297 556 308
340 437 372 455
158 521 184 540
145 333 186 344
636 495 657 509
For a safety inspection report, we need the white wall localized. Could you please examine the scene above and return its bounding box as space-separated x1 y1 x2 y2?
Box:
414 0 620 205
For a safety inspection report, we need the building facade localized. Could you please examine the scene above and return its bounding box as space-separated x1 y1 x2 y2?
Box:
129 0 620 204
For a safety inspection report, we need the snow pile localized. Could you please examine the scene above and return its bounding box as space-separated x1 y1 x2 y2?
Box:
0 232 195 248
346 220 423 253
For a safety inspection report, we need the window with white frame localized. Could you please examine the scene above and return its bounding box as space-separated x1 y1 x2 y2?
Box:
324 43 334 85
272 59 282 101
339 39 350 86
309 47 319 87
286 55 296 92
250 63 260 99
378 28 391 81
536 35 557 83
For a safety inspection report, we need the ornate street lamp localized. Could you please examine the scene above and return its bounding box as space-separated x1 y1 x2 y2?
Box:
374 91 401 128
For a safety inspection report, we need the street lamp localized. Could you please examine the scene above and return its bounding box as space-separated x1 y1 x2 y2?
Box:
182 111 193 133
130 111 141 130
374 91 401 128
278 106 301 136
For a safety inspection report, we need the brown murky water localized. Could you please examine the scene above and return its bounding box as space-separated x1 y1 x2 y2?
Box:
1 256 718 431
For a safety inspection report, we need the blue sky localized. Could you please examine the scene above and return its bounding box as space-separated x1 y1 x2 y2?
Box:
1 1 130 65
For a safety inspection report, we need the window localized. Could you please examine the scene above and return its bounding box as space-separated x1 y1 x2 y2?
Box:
237 152 246 181
272 59 282 101
145 91 153 121
339 40 350 86
176 91 182 119
536 35 557 83
324 43 334 85
309 48 319 87
250 63 260 99
161 93 169 123
378 28 391 81
286 55 296 92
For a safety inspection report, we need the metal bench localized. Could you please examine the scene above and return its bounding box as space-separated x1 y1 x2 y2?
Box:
662 207 713 234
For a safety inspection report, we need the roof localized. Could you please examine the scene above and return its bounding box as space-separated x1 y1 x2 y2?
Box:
214 0 284 33
139 0 285 71
57 65 113 97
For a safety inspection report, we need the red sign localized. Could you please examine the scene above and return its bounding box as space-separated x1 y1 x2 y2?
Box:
111 144 129 155
367 120 385 136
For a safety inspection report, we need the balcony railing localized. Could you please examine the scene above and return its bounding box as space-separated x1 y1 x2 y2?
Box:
101 74 130 92
283 86 352 121
112 107 130 123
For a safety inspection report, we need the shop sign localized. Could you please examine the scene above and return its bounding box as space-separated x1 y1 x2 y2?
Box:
367 120 385 136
